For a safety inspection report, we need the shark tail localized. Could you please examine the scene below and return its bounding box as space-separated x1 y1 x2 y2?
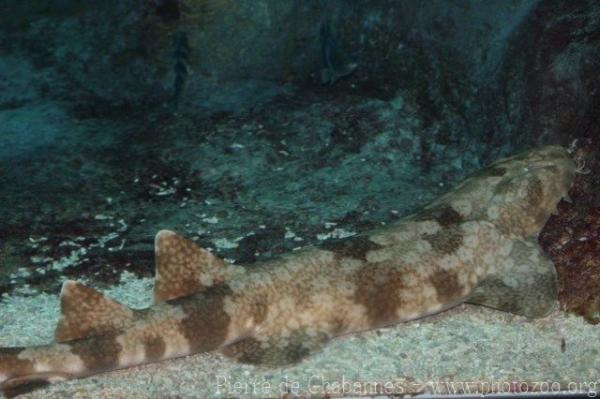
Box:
1 231 239 396
0 327 154 397
0 346 50 398
0 280 140 396
0 338 104 398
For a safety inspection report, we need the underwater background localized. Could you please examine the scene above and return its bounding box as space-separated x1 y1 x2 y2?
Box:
0 0 599 397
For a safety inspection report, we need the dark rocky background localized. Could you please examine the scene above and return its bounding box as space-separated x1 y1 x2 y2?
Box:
0 0 598 322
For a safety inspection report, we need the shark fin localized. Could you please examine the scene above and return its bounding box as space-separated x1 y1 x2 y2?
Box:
1 374 55 398
153 230 234 303
221 331 330 366
54 280 134 342
467 237 558 318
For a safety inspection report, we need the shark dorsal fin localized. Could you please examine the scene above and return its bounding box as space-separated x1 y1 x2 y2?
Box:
153 230 234 303
54 280 135 343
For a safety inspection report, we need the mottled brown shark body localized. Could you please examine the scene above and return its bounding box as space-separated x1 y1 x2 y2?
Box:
0 145 575 396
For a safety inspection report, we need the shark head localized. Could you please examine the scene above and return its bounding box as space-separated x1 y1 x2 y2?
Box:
483 145 575 237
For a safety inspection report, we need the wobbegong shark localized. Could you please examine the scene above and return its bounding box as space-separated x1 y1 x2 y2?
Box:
0 145 575 396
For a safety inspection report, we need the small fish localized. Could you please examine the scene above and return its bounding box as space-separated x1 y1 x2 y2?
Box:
320 19 358 85
0 145 575 396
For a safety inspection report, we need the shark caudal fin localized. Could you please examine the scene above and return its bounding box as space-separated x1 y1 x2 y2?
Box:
0 348 41 398
0 350 53 398
153 229 236 303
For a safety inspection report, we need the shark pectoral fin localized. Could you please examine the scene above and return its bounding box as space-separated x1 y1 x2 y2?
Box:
54 280 135 342
467 237 558 318
221 331 331 367
153 230 235 303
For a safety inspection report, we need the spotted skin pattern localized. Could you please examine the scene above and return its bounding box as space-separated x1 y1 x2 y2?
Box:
0 146 575 395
